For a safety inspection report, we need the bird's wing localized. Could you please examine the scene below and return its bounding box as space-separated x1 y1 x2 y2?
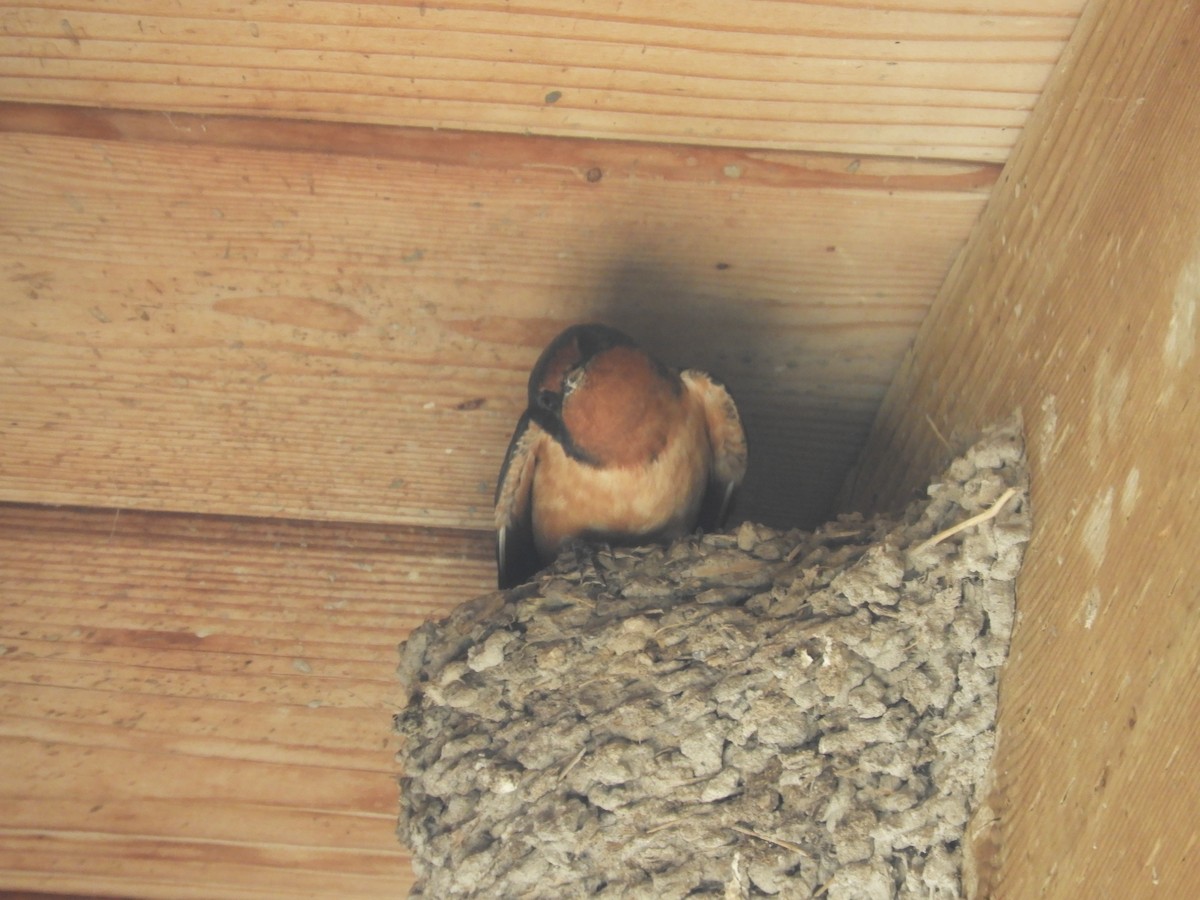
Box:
681 369 748 530
494 411 544 589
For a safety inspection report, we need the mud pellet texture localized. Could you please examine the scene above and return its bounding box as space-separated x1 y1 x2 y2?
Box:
396 419 1030 899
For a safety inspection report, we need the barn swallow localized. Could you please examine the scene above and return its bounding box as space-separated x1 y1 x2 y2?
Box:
494 323 748 589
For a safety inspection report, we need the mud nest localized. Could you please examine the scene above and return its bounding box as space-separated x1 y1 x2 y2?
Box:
395 420 1030 898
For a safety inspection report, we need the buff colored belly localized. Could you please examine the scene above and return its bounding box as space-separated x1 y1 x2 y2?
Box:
531 414 711 562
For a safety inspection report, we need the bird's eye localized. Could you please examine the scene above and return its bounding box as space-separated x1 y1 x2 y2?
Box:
537 389 561 411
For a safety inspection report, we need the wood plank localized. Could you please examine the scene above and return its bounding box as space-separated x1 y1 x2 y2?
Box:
0 832 405 900
0 0 1083 162
839 0 1200 896
0 503 492 898
0 107 996 531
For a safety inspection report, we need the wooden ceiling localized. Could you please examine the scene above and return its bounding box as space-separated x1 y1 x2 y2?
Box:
0 0 1087 531
3 1 1082 159
0 2 1087 897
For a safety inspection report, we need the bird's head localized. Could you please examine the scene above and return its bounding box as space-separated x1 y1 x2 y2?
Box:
527 324 681 467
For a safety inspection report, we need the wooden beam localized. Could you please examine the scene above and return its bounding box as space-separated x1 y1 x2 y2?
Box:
0 106 995 531
839 0 1200 896
0 0 1083 161
0 503 492 898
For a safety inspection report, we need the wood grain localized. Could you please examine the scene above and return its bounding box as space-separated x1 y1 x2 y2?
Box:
840 0 1200 895
0 502 493 898
0 0 1084 161
0 107 996 531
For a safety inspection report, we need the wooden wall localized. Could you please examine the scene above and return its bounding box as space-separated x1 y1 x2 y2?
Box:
0 2 1086 897
841 0 1200 896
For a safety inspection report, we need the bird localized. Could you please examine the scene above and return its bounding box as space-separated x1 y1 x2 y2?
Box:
494 323 748 589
